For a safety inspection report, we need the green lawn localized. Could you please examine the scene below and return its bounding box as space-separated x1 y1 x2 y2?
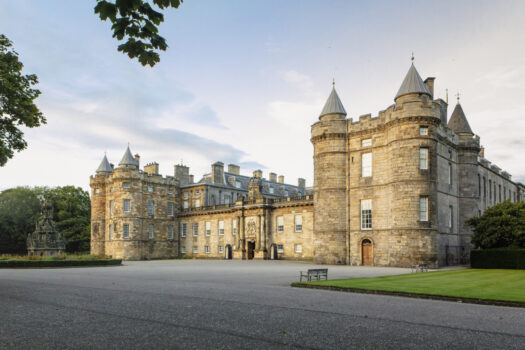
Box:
302 269 525 303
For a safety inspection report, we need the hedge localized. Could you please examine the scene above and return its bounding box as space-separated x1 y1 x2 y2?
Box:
471 249 525 269
0 259 122 268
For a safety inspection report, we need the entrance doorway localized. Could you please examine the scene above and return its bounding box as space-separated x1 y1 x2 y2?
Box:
270 244 278 260
225 244 232 260
247 241 255 260
362 239 373 265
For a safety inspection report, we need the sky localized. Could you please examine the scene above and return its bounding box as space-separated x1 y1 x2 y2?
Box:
1 0 525 191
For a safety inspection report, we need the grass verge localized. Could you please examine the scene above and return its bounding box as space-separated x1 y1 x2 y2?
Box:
292 269 525 307
0 254 121 268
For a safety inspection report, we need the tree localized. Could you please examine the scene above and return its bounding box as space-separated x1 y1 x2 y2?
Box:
0 186 91 254
0 35 46 167
0 187 41 254
467 201 525 249
94 0 183 67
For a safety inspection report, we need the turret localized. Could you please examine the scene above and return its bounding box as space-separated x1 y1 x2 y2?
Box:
119 145 139 169
95 154 113 175
394 63 432 103
311 84 348 264
91 153 111 257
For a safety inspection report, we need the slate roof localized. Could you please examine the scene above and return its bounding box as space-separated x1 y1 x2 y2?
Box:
96 154 113 172
395 63 432 100
448 103 473 134
319 87 347 118
119 145 138 166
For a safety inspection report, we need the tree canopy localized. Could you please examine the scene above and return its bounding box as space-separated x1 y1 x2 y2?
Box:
0 34 46 167
0 186 91 254
95 0 183 67
468 201 525 249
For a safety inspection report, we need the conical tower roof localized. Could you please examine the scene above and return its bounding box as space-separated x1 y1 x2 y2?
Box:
96 154 113 173
448 103 473 134
319 87 347 118
395 63 432 100
119 145 138 166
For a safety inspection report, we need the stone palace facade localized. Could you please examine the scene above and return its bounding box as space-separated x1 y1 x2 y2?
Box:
90 62 525 267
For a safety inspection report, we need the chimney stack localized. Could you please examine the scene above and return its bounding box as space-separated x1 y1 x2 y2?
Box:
134 154 140 168
298 178 305 188
479 146 485 158
212 162 225 184
424 77 435 98
269 172 277 182
253 170 262 179
144 162 159 175
278 175 284 184
227 164 240 175
174 164 190 185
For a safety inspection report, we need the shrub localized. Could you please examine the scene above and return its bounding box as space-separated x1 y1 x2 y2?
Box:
467 201 525 249
471 249 525 269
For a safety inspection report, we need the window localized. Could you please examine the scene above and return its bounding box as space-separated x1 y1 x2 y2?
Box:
168 188 174 195
183 191 189 198
183 201 189 209
168 225 173 240
95 188 100 194
148 224 154 239
294 244 302 253
420 126 428 136
147 200 154 216
489 179 492 201
362 153 372 177
193 246 198 253
499 185 502 202
449 206 453 229
194 199 201 208
205 245 210 254
284 190 289 196
167 202 174 216
232 219 237 235
218 220 224 235
205 221 211 236
109 224 113 240
478 174 481 196
148 186 154 193
123 182 131 188
361 138 372 147
361 199 372 230
269 187 274 194
448 163 452 185
193 223 198 236
123 199 131 212
224 196 230 204
277 244 284 253
277 216 284 233
109 200 113 217
483 177 486 199
181 246 186 254
419 197 428 221
123 224 129 238
294 215 303 232
195 190 200 195
218 245 223 254
419 148 428 170
235 181 242 189
181 223 187 237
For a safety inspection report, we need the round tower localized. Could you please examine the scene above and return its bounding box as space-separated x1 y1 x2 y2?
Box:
90 154 113 257
311 85 348 264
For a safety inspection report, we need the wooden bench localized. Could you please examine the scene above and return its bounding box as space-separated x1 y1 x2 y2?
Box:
411 263 428 273
300 268 328 282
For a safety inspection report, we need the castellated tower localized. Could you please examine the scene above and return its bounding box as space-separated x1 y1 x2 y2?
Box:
311 86 348 264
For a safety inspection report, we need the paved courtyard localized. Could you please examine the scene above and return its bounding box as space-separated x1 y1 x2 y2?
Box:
1 260 524 349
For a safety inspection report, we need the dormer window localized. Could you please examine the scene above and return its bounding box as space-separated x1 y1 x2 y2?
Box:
235 181 241 189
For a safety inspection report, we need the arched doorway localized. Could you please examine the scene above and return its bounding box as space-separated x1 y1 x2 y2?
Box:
225 244 232 260
270 243 278 260
361 239 373 265
247 241 255 260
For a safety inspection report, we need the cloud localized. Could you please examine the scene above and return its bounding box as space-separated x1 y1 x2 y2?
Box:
475 67 523 89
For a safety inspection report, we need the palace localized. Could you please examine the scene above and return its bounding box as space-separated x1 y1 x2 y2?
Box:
90 62 525 267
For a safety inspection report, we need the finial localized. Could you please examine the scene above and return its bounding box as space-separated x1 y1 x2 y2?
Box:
456 92 460 104
127 141 130 147
411 52 414 62
446 89 449 104
332 78 335 87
